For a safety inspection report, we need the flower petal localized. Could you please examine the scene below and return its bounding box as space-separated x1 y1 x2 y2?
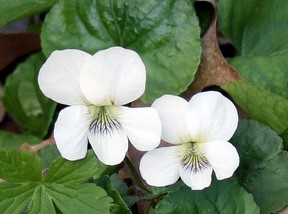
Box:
117 106 161 151
88 129 128 165
54 105 90 161
38 49 90 105
152 95 191 144
80 46 146 106
179 165 213 190
188 91 238 142
204 141 240 180
139 146 181 186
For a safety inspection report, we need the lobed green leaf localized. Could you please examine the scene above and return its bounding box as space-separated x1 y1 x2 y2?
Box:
43 150 110 185
0 183 37 214
30 183 112 214
0 150 42 182
0 150 115 213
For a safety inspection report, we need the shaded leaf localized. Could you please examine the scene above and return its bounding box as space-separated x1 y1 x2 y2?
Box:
2 52 56 138
218 0 288 98
231 120 288 213
0 131 40 151
41 0 201 102
152 179 259 214
0 0 58 26
97 175 131 214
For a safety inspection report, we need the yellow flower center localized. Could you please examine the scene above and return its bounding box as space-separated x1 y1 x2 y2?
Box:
89 106 121 134
179 142 210 173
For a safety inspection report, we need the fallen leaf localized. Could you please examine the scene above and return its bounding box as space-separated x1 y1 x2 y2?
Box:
181 0 241 99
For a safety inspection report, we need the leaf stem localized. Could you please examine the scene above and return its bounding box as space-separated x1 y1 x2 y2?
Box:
124 156 148 192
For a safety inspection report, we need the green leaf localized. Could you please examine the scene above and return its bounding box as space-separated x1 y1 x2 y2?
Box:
218 0 288 98
0 183 37 214
222 81 288 146
41 0 201 102
231 120 288 213
0 150 42 182
97 176 131 214
44 150 110 185
0 131 60 169
152 179 259 214
29 183 112 214
0 0 58 26
3 52 56 138
0 150 113 213
29 185 56 214
0 131 40 151
36 144 60 169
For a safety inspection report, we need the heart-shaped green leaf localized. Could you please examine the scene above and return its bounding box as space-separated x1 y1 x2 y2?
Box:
152 179 259 214
218 0 288 98
41 0 201 102
231 120 288 213
2 52 56 138
0 0 58 26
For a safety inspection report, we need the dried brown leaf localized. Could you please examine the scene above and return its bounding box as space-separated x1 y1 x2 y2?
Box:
182 0 241 99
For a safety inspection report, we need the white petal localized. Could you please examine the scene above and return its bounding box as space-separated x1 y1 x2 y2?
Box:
139 146 181 187
204 141 240 180
179 165 213 190
38 49 91 105
117 106 161 151
188 91 238 142
88 129 128 165
185 108 200 142
54 105 91 161
151 95 191 145
80 46 146 106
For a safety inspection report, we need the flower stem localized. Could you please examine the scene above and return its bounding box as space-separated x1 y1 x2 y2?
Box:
124 156 148 192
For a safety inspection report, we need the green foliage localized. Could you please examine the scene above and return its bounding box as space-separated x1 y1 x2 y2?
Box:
231 120 288 213
152 179 259 214
0 150 114 213
97 176 131 214
0 131 60 168
0 131 40 150
218 0 288 98
0 150 42 182
0 0 58 26
2 53 56 138
0 183 38 214
44 150 109 184
222 81 288 146
41 0 201 103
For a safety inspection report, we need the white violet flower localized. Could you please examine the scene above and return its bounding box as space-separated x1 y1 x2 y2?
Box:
38 46 161 165
139 91 239 190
